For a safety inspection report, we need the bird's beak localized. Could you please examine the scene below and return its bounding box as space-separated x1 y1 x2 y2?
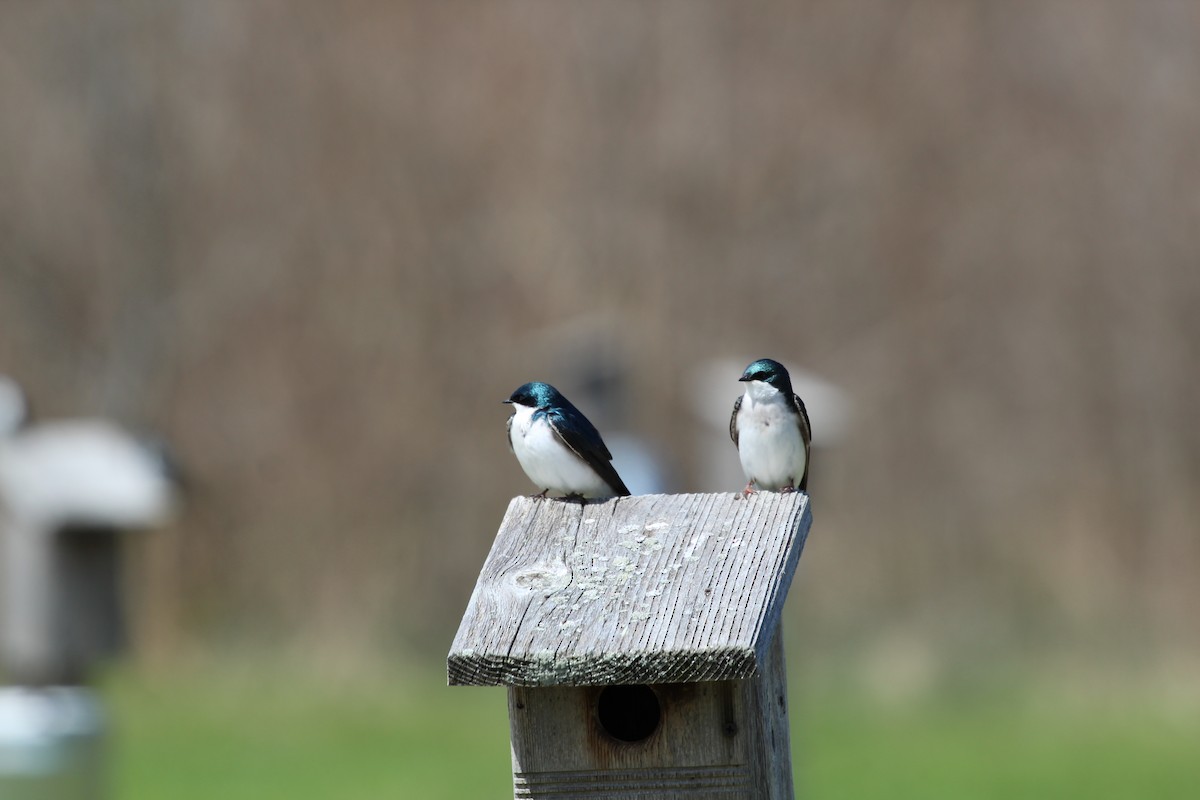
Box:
738 375 751 382
502 399 513 404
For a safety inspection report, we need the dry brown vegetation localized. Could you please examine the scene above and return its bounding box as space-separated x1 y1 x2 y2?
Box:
2 2 1197 677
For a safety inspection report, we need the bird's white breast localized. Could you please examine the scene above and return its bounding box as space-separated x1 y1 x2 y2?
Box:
736 383 806 491
508 405 610 497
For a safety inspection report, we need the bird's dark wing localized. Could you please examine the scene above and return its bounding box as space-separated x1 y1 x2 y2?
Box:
729 396 743 446
793 393 812 490
545 406 631 496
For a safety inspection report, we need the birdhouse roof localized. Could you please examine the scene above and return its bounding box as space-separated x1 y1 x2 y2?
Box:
448 492 811 687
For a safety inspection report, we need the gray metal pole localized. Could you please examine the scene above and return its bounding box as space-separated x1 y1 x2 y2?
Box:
1 519 110 799
2 517 56 685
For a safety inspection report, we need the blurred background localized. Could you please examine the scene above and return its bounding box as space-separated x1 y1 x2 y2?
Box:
1 1 1198 797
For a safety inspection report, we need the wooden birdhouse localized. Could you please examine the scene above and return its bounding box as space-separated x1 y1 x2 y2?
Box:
449 492 812 799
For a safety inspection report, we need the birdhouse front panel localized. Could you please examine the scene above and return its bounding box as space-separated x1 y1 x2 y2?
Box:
507 632 792 799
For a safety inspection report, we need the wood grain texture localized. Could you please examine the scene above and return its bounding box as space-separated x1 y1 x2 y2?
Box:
505 633 794 799
448 492 811 687
740 629 794 799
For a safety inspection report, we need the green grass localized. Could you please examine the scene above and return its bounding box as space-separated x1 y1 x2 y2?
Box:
795 694 1199 799
103 663 511 800
101 661 1200 799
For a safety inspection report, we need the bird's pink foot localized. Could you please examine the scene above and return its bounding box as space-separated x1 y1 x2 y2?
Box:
740 481 758 498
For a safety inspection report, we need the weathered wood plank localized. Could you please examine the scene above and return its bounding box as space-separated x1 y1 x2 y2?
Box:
505 632 794 799
448 492 811 687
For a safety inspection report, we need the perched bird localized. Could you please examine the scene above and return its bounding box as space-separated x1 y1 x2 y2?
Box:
504 381 631 499
730 358 812 497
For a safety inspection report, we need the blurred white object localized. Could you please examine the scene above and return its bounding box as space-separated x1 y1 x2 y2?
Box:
0 687 104 774
0 686 106 798
0 376 178 529
0 375 181 686
605 432 671 496
0 378 26 440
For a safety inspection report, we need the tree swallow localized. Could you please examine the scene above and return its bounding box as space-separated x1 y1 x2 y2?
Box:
504 382 631 499
729 358 812 497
